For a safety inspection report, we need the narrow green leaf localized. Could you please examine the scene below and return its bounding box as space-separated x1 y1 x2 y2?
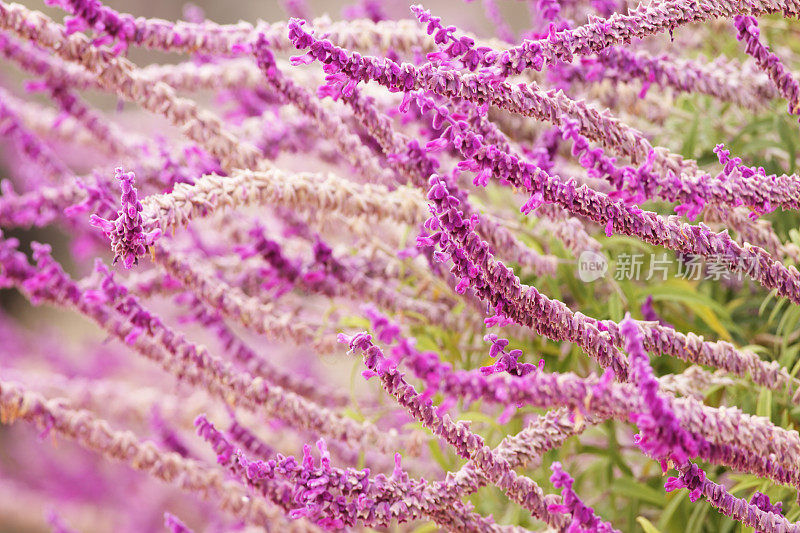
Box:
637 516 663 533
680 109 700 157
756 388 773 420
611 479 667 507
777 117 797 174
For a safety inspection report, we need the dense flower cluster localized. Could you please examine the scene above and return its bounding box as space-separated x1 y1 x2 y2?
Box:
89 168 161 268
1 0 800 531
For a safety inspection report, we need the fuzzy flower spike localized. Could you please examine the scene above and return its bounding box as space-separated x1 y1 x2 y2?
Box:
90 168 161 268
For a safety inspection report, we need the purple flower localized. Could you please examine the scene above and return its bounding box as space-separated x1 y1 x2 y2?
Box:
734 16 800 121
621 314 701 466
1 2 800 532
548 462 620 532
89 168 161 269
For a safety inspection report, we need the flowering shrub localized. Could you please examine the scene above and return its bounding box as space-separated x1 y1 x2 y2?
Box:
2 0 800 530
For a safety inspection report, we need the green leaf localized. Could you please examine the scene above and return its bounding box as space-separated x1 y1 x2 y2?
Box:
657 491 687 530
646 282 730 320
780 345 800 373
611 478 667 507
759 290 780 320
757 388 773 420
457 411 502 433
646 282 732 339
680 110 700 157
728 475 766 495
726 115 773 147
427 437 449 470
637 516 663 533
686 499 710 533
777 116 797 174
